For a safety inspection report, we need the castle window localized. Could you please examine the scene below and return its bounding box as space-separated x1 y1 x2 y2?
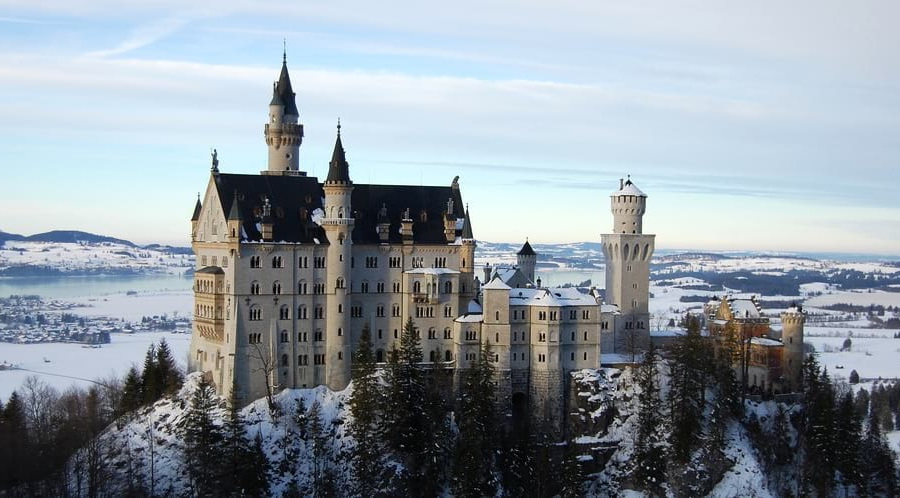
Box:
444 328 452 339
272 256 283 268
377 305 385 317
314 330 323 341
376 350 384 363
602 321 609 330
571 331 576 341
377 281 385 293
351 305 362 318
445 350 452 362
495 311 500 321
584 352 588 361
279 305 289 320
465 330 477 341
495 333 499 343
429 350 438 362
338 352 343 360
361 281 369 293
336 277 344 289
584 331 588 341
314 354 325 365
272 281 282 294
314 306 323 319
394 329 399 339
249 306 262 321
250 281 260 295
314 257 326 268
389 256 401 268
444 281 452 294
298 331 307 342
539 332 546 342
248 333 262 344
392 281 401 293
298 280 307 294
413 281 421 293
365 256 378 268
538 311 546 321
392 304 400 317
444 305 453 317
298 256 308 268
250 256 261 268
538 354 546 363
298 354 308 366
211 256 217 266
582 310 590 319
298 306 307 319
201 256 207 266
550 311 557 321
570 310 577 320
570 352 575 361
338 304 343 314
281 354 288 366
428 328 436 339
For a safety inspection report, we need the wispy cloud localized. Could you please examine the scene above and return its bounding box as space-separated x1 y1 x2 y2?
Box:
85 16 190 58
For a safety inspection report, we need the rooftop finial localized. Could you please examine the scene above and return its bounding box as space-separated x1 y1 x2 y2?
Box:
282 38 287 64
336 117 341 136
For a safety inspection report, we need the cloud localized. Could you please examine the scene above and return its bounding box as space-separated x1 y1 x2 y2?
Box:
85 16 191 58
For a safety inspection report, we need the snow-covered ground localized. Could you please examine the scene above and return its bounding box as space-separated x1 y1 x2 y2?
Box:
0 240 193 274
804 328 900 381
804 289 900 308
0 331 191 400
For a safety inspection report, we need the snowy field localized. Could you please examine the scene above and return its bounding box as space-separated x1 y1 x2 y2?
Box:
803 327 900 381
0 331 190 400
68 289 193 321
804 289 900 308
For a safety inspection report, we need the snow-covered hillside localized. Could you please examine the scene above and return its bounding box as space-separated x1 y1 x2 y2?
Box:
0 240 193 276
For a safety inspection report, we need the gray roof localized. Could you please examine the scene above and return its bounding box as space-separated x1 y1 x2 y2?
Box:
271 60 299 116
325 130 351 184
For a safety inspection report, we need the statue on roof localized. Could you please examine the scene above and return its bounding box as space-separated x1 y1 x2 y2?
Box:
211 148 219 173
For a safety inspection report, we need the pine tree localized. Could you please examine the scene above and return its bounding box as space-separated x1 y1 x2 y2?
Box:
140 344 160 403
668 317 708 462
859 409 898 496
633 342 666 493
181 376 224 497
119 366 143 416
308 400 332 497
834 390 862 492
155 338 183 396
452 340 498 497
0 391 28 490
222 390 269 497
349 323 384 495
800 355 836 495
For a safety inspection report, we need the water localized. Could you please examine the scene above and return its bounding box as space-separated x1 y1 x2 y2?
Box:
0 274 193 299
536 269 605 288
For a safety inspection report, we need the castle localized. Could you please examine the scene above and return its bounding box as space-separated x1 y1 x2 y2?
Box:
188 56 656 428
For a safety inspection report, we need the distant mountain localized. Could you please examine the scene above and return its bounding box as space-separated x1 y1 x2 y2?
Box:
0 230 26 243
23 230 136 247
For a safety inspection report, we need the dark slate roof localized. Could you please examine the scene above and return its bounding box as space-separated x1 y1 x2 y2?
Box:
325 132 351 184
271 61 299 116
351 183 465 244
213 174 467 245
191 197 202 221
517 240 536 256
215 173 326 243
227 191 242 221
196 266 224 275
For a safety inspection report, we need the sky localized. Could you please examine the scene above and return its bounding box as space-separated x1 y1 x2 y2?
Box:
0 1 898 254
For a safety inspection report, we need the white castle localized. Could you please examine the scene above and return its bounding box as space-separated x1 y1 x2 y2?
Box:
188 56 655 428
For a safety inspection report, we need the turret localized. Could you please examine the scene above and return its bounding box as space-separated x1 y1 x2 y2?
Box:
517 240 537 284
190 195 202 242
610 175 647 234
226 191 242 241
780 305 806 391
321 122 354 390
264 52 304 175
459 204 476 303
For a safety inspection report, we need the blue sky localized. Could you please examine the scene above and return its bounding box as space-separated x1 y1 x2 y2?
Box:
1 1 898 254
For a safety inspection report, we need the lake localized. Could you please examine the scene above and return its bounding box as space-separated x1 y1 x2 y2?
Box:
0 273 193 299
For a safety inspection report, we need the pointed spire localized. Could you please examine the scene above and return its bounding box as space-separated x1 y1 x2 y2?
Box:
228 190 242 220
461 205 474 240
191 194 202 221
270 48 298 115
325 120 351 184
517 239 536 256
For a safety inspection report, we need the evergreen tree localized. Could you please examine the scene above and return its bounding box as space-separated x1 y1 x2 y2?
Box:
119 366 143 416
0 391 28 490
452 340 498 497
668 317 708 462
633 342 666 493
834 390 862 492
349 323 384 496
859 409 898 496
155 338 183 396
222 390 269 497
140 344 160 403
800 355 836 495
308 400 332 497
181 376 224 497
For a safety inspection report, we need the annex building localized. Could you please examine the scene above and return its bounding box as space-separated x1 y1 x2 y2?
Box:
188 56 656 428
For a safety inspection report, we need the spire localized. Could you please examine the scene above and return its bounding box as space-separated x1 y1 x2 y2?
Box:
517 239 536 256
271 50 298 115
227 190 242 220
191 194 202 221
325 121 351 184
461 205 474 239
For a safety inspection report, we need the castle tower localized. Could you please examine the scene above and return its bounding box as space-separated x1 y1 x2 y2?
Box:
517 240 537 284
459 206 477 304
322 122 353 390
600 176 655 354
780 305 805 391
263 52 304 175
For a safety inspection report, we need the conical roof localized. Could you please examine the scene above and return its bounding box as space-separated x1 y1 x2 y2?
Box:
461 207 474 239
271 58 299 116
325 126 351 184
191 197 202 221
227 191 242 220
518 240 536 256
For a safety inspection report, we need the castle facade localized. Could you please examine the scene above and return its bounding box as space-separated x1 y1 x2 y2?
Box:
188 57 655 427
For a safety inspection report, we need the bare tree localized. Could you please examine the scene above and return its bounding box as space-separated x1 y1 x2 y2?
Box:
249 342 278 413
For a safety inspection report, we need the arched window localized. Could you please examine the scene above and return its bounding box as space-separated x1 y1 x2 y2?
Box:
250 281 260 295
445 350 453 362
279 305 289 320
336 277 344 289
272 281 282 294
281 354 288 367
413 281 421 293
444 281 452 294
376 350 384 363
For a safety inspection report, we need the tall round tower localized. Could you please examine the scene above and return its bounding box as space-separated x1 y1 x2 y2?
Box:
264 52 304 175
322 122 353 390
517 240 537 284
780 305 805 391
600 176 655 354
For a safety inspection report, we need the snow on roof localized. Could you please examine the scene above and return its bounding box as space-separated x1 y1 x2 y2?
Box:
455 314 483 323
405 268 460 275
730 299 760 318
650 329 686 337
601 304 620 313
611 179 646 197
750 337 783 347
507 287 597 307
482 276 512 290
